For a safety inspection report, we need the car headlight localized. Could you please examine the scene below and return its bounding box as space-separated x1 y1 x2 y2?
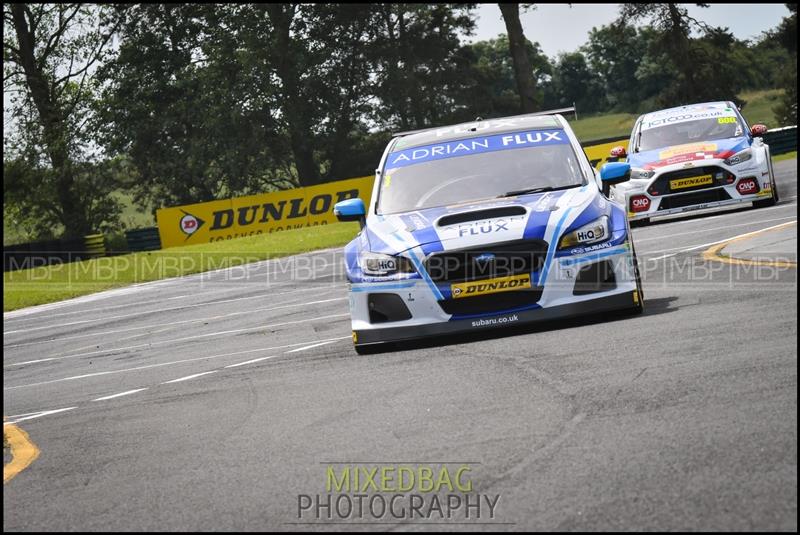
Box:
359 252 416 276
724 148 752 166
559 216 610 249
630 168 655 180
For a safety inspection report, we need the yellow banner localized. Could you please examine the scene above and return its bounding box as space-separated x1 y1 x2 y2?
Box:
582 138 629 169
156 175 374 248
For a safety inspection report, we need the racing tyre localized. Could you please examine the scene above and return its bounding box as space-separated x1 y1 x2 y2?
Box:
354 343 383 355
754 158 779 208
628 250 645 315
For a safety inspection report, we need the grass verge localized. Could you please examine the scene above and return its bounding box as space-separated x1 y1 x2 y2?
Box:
3 221 360 312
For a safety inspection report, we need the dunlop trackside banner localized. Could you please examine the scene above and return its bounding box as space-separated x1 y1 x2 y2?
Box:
155 137 628 249
156 175 374 248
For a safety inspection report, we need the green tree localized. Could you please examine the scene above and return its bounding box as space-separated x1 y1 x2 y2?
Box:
3 3 121 238
368 4 476 130
498 3 539 112
455 35 551 120
620 3 743 107
543 51 605 114
772 4 797 125
97 4 295 211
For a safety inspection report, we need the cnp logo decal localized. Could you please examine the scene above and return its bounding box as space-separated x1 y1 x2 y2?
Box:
179 211 205 237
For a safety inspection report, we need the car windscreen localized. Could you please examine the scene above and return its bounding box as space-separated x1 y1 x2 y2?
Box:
377 129 585 214
637 117 744 152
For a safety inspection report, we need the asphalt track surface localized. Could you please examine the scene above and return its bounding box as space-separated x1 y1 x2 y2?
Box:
3 160 797 531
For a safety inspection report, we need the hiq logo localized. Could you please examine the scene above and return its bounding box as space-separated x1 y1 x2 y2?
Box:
179 211 205 237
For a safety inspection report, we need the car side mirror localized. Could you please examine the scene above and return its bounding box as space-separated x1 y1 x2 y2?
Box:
333 198 366 229
600 162 631 184
750 124 768 136
610 145 627 159
599 162 631 196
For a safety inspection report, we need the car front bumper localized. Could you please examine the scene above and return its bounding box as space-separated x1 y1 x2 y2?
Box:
348 242 639 348
614 158 775 220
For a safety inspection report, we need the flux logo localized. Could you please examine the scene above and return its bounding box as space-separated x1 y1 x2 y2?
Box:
458 221 509 237
179 210 206 238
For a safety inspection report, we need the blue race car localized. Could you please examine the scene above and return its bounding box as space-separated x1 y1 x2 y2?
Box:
608 101 778 222
334 113 643 353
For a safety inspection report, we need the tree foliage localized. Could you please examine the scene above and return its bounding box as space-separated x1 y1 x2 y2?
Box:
772 4 797 125
3 3 121 237
3 3 795 242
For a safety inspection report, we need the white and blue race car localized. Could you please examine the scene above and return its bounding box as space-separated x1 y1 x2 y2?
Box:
334 114 644 353
609 101 778 222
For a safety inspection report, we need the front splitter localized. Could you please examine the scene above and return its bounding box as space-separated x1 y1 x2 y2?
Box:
354 290 639 347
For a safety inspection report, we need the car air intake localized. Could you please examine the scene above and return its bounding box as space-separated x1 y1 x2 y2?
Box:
437 206 527 227
368 293 412 324
438 287 544 315
572 260 617 295
657 188 732 210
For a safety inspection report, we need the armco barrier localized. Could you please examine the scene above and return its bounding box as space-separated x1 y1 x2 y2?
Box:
125 227 162 252
3 236 92 272
763 126 797 155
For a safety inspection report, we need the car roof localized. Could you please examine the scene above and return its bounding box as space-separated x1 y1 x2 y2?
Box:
639 101 736 124
391 114 567 150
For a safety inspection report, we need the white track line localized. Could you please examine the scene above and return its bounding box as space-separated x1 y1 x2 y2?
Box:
3 284 335 324
4 296 346 347
4 410 47 419
161 371 217 384
4 336 352 390
92 388 148 402
643 220 797 260
5 313 350 367
224 356 277 368
4 292 344 336
285 340 337 353
6 338 347 424
635 216 797 243
4 407 77 425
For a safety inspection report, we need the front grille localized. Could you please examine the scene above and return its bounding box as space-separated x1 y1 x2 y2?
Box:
438 288 543 315
648 166 733 196
658 188 732 210
424 239 548 283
